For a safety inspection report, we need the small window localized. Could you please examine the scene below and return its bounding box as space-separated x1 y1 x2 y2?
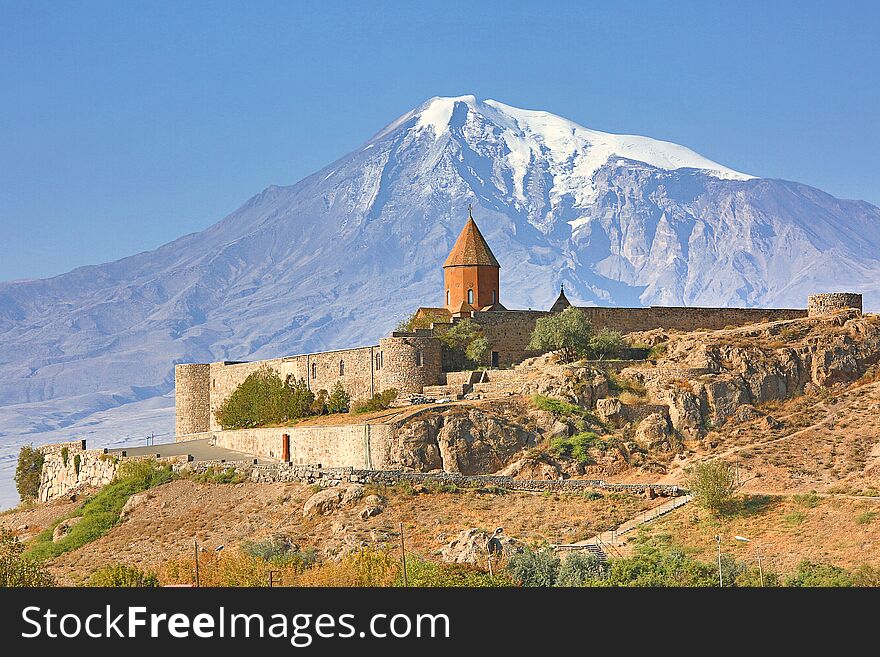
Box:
491 290 496 304
446 289 450 305
339 360 345 376
467 289 474 305
311 363 317 379
375 353 382 370
415 350 423 367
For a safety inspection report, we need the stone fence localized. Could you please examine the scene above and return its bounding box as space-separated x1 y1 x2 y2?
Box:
175 460 685 498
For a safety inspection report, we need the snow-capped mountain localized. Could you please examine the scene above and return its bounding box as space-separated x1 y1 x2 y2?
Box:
1 94 879 506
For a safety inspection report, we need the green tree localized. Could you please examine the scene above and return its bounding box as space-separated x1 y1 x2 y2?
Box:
465 335 490 366
589 328 624 360
353 389 398 414
0 529 55 587
214 368 316 429
86 563 159 587
505 547 560 587
311 389 329 416
528 306 593 362
685 461 739 514
327 381 351 414
15 445 44 502
785 560 855 587
396 310 448 332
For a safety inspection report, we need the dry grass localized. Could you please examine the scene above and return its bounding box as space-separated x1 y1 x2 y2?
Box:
640 494 880 574
18 478 662 584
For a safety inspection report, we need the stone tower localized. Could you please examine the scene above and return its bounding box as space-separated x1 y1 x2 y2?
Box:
443 208 502 314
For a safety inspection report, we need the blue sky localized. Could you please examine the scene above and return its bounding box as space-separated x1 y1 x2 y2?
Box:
1 0 878 281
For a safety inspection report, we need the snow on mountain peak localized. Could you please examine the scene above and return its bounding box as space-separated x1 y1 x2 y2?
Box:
404 95 753 188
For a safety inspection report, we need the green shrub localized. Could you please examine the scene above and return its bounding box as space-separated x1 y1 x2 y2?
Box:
685 461 739 514
190 466 244 484
73 454 81 476
856 511 877 525
311 389 329 416
86 563 159 587
61 446 70 467
505 547 560 587
240 537 317 570
588 328 624 360
549 432 601 464
403 557 514 587
353 389 398 414
531 395 603 425
26 460 175 561
15 445 44 502
215 367 316 429
647 342 668 360
0 529 55 587
528 306 593 362
793 491 822 508
555 552 608 586
327 381 351 414
785 560 855 587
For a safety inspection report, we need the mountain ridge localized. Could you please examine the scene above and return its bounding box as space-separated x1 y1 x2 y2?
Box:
0 94 878 507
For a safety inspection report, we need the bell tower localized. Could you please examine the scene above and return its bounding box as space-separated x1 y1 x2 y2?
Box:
443 207 501 314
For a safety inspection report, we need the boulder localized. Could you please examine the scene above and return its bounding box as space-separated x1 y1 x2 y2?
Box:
302 483 364 517
119 492 150 521
634 413 672 451
358 494 385 520
52 516 83 543
440 528 525 564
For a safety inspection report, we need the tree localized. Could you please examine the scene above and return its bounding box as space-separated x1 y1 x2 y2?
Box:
311 389 329 416
0 529 54 587
589 328 624 360
327 381 351 414
685 461 739 514
439 319 488 370
15 445 44 502
396 310 448 333
465 335 490 366
215 367 316 429
528 306 593 362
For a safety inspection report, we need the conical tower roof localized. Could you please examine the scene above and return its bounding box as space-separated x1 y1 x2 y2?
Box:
550 284 572 312
443 208 500 268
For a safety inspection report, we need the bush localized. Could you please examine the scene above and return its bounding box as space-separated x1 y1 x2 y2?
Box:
15 445 44 502
403 557 513 587
549 432 600 464
296 549 400 587
785 560 855 587
353 389 398 414
685 461 739 514
531 395 602 425
396 310 447 333
86 563 159 587
26 460 175 561
214 367 316 429
240 537 317 570
588 328 624 360
528 306 592 362
0 529 55 587
327 381 351 414
555 552 608 586
505 547 560 587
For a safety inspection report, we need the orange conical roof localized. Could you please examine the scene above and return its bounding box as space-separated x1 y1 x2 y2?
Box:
443 208 500 268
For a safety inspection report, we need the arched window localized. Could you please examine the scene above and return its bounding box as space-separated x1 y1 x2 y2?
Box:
467 289 474 305
446 289 450 305
339 360 345 376
311 363 317 379
415 350 423 367
491 290 496 304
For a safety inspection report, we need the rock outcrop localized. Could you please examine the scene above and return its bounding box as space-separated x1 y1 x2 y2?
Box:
302 483 365 517
440 528 525 564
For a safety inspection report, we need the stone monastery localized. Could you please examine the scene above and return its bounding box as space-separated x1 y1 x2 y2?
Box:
175 209 863 437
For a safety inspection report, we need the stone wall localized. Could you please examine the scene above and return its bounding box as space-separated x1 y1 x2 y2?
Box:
209 423 396 469
807 293 863 317
201 346 379 431
38 441 118 503
177 461 686 497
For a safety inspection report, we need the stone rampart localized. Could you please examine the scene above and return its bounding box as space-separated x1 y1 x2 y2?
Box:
807 293 863 317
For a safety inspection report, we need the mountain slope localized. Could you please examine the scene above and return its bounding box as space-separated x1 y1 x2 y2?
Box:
1 94 879 507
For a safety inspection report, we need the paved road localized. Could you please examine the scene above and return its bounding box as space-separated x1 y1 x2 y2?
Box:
108 438 266 463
